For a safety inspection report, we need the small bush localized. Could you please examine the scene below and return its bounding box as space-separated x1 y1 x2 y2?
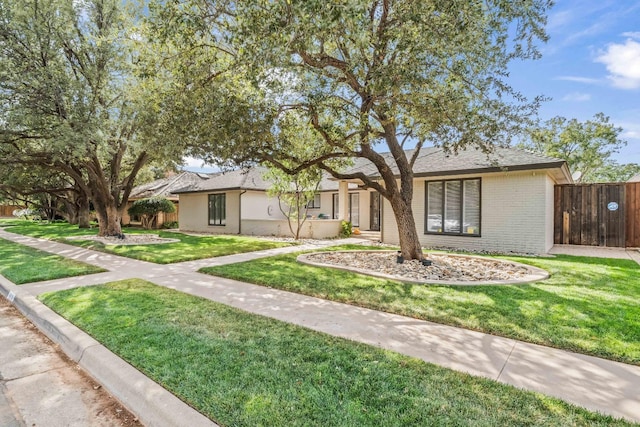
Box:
163 221 179 229
128 197 176 229
339 220 352 237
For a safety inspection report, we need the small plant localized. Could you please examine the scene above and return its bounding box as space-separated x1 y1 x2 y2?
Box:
339 220 352 237
163 221 179 229
127 197 176 230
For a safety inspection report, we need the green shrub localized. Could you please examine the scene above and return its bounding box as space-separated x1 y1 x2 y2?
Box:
128 197 176 229
339 220 352 237
162 221 179 229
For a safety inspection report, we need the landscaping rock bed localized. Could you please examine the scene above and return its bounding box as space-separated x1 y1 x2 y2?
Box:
298 251 549 285
70 234 179 245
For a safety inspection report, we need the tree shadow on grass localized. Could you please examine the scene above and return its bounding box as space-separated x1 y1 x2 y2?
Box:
204 252 640 365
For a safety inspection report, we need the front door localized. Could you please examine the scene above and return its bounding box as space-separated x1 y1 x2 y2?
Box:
369 192 380 231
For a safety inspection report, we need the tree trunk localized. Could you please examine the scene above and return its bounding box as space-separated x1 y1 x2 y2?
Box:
95 203 123 237
389 194 424 260
64 200 79 225
77 196 91 229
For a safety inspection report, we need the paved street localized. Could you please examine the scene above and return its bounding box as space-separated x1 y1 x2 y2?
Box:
0 297 139 427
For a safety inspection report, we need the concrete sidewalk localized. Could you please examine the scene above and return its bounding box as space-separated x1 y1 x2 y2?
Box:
0 297 140 427
1 228 639 424
550 244 640 264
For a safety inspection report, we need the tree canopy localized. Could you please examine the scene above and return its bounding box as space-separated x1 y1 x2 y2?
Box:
147 0 552 259
0 0 183 235
519 113 629 183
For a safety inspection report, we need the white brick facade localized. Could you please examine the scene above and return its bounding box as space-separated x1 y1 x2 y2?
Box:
382 170 557 254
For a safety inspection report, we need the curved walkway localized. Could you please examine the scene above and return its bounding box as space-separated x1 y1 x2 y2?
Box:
1 228 639 425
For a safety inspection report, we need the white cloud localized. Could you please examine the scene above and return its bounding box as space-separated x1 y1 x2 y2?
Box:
622 32 640 39
622 129 640 139
181 156 218 173
561 92 591 101
554 76 600 84
596 38 640 89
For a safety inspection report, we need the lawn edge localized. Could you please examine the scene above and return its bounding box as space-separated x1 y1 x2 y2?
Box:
0 276 217 427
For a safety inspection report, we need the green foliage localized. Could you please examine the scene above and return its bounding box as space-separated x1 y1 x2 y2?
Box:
204 252 640 365
339 220 353 238
0 0 186 237
41 280 628 425
265 164 322 239
589 161 640 183
128 197 176 229
145 0 552 259
520 113 628 182
162 221 179 229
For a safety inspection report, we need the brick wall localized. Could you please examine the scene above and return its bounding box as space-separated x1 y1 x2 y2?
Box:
382 170 555 254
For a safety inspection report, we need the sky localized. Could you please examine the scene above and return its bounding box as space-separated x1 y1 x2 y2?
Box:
184 0 640 171
507 0 640 164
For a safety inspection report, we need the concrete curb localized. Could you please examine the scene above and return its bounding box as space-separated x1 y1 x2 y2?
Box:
0 276 217 427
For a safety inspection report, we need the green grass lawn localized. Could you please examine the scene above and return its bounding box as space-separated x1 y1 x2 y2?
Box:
1 220 294 263
0 237 105 284
201 251 640 365
40 279 633 426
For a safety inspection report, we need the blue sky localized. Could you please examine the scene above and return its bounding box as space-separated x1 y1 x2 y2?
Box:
183 0 640 171
508 0 640 164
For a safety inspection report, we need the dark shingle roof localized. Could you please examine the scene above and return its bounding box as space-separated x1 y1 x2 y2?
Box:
130 171 211 200
173 147 570 194
341 146 567 178
172 166 355 194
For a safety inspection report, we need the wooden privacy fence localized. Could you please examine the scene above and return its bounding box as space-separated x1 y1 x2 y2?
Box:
554 182 640 248
628 182 640 248
0 205 21 217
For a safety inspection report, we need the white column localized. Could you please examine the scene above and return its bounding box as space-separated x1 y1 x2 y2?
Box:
339 181 349 221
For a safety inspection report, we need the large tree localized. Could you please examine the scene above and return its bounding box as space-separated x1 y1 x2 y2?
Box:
149 0 550 259
0 161 92 226
0 0 175 236
519 113 628 183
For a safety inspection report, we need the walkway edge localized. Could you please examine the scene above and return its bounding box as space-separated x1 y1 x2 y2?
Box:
0 276 217 427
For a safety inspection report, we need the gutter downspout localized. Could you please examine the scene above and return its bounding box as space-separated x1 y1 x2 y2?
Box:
238 189 247 234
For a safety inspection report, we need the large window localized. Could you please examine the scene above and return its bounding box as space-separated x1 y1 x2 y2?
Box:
306 193 321 209
332 193 360 227
425 178 480 236
208 193 226 226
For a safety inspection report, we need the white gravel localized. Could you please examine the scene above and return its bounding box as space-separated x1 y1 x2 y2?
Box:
70 234 179 245
301 251 541 283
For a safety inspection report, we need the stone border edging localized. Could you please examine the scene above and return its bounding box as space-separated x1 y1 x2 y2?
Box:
0 276 217 427
297 251 549 285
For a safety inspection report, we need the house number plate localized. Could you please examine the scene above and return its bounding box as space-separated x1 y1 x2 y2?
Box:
607 202 619 211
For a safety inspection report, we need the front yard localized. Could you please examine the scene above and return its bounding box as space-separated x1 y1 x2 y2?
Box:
3 219 638 424
201 250 640 365
40 280 633 426
1 220 294 263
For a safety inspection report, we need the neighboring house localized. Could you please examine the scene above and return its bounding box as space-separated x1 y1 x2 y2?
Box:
174 147 572 253
174 167 371 239
629 173 640 183
123 171 211 228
